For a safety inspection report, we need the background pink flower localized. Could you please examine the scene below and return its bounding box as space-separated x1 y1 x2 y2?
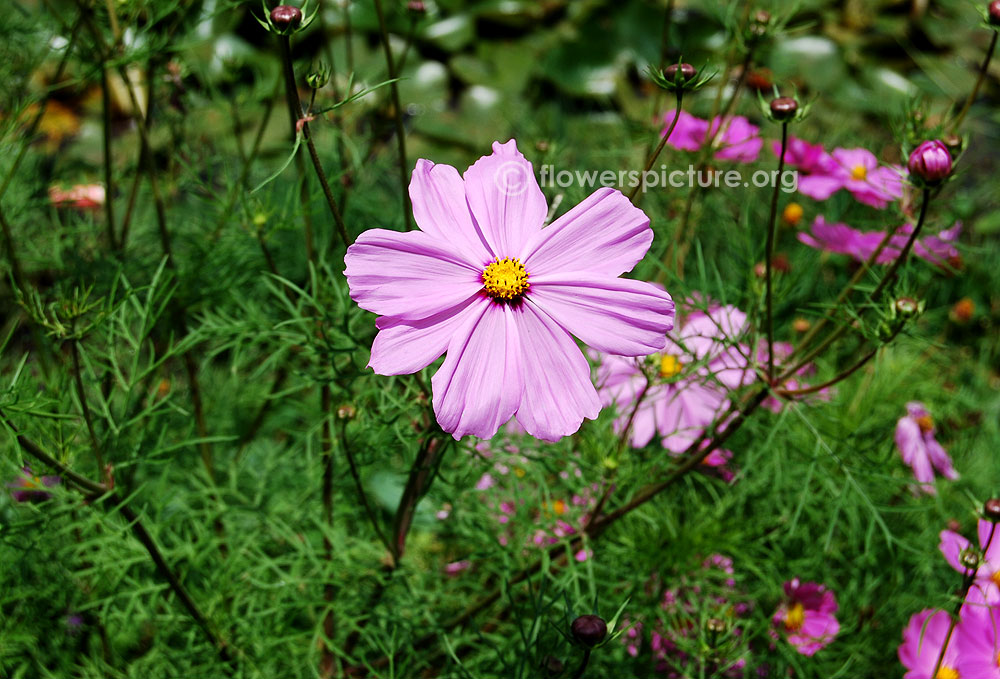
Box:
895 402 958 494
772 579 839 655
662 112 762 162
796 147 903 208
799 217 961 267
345 140 675 441
939 519 1000 603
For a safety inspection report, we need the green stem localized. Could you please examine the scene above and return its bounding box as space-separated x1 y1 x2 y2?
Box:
949 30 999 134
70 337 105 474
372 0 413 230
629 90 683 205
100 67 117 250
764 122 788 382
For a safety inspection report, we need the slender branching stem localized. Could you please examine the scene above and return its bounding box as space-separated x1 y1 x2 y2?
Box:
339 418 392 554
949 30 999 134
100 67 117 250
571 649 592 679
372 0 413 230
70 336 105 473
630 91 683 205
764 122 788 382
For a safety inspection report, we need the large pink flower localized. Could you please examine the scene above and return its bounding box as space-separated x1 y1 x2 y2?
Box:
594 300 751 453
940 519 1000 603
772 579 840 656
895 402 959 494
898 608 960 679
957 591 1000 679
345 140 675 441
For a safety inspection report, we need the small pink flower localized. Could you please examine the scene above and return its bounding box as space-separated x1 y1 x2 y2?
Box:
662 112 762 163
796 147 903 208
7 466 60 503
772 579 839 655
898 608 960 679
48 184 106 210
798 217 961 267
772 136 831 175
939 519 1000 603
345 140 675 442
895 402 958 494
444 560 471 576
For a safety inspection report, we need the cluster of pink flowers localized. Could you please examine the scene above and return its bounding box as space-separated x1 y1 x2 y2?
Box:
662 111 763 163
622 555 839 675
798 217 962 268
895 402 959 495
898 516 1000 678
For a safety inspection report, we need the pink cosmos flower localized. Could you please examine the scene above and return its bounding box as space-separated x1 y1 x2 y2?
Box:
939 518 1000 603
898 608 960 679
7 466 60 503
771 579 839 656
772 136 831 175
895 402 959 494
662 112 762 163
48 184 106 210
956 591 1000 679
345 140 675 441
799 217 961 267
796 147 903 209
595 300 752 454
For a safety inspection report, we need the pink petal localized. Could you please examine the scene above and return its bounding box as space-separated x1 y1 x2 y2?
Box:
797 174 844 201
432 298 523 440
345 228 483 320
521 187 653 278
511 302 601 441
939 530 971 574
462 140 547 258
409 158 493 265
369 299 483 375
527 273 674 355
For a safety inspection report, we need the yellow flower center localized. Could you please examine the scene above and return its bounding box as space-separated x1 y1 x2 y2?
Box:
992 570 1000 588
482 257 529 301
782 202 803 226
851 164 867 181
784 603 805 631
936 666 959 679
659 354 683 379
916 415 934 433
552 500 566 515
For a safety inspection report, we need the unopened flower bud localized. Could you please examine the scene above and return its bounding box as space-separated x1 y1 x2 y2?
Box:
407 0 427 14
542 655 564 676
270 5 303 30
950 297 975 324
571 615 607 648
960 547 980 571
770 97 798 121
306 64 330 89
990 1 1000 26
782 202 804 226
792 318 811 333
706 618 726 633
664 62 697 84
942 134 963 155
984 498 1000 522
908 140 952 185
894 296 921 317
337 404 356 420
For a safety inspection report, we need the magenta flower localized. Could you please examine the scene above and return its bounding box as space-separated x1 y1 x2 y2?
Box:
939 518 1000 603
799 217 961 267
796 147 903 208
772 136 832 175
956 592 1000 679
7 466 60 503
895 402 959 494
898 608 960 679
908 140 952 185
595 300 752 453
345 140 675 441
662 112 762 163
771 579 840 656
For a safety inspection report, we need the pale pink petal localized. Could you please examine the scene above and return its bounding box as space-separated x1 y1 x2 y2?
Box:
512 302 601 441
939 530 971 574
432 298 523 440
345 229 483 320
978 519 1000 563
899 609 958 679
369 299 483 375
463 139 546 258
924 438 958 480
527 273 674 355
521 187 653 278
409 158 493 264
797 174 844 201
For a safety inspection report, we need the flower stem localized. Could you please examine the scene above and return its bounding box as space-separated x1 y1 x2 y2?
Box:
764 122 788 382
571 648 592 679
320 384 337 679
949 30 999 135
100 66 117 250
372 0 413 230
70 336 105 474
629 91 683 205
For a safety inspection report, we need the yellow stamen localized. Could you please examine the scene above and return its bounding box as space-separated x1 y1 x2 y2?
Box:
514 467 526 479
851 164 867 181
784 603 805 631
935 666 959 679
482 257 529 301
916 415 934 434
992 570 1000 588
659 354 683 379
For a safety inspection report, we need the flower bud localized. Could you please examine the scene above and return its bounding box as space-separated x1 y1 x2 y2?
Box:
960 547 980 571
407 0 427 14
770 97 798 121
571 615 607 648
950 297 974 324
337 404 356 420
542 655 564 676
782 202 803 226
706 617 726 633
942 134 963 155
792 318 811 333
990 1 1000 26
907 140 952 185
984 498 1000 522
306 64 330 89
894 296 921 318
270 5 303 31
664 62 697 84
